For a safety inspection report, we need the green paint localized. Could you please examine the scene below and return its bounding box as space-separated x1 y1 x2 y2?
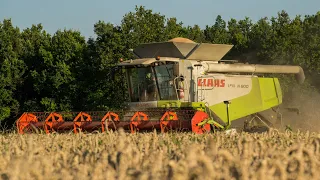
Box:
153 77 283 130
198 119 225 129
157 101 206 111
208 77 282 124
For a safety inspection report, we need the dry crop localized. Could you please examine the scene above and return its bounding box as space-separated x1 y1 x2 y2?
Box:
0 129 320 180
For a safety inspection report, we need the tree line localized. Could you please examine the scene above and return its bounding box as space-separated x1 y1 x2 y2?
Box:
0 6 320 126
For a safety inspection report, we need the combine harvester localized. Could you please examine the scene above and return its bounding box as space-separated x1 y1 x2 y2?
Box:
16 38 305 134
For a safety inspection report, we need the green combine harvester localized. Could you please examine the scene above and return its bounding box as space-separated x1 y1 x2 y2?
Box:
16 37 305 134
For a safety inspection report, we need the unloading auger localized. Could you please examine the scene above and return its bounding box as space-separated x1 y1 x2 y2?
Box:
16 37 305 134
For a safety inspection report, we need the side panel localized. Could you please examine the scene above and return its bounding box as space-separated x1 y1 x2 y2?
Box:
208 77 283 123
197 75 253 104
274 78 283 104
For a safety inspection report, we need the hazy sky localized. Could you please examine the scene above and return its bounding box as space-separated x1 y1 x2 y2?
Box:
1 0 319 38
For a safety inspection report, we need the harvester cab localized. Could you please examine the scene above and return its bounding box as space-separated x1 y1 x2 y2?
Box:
16 37 305 134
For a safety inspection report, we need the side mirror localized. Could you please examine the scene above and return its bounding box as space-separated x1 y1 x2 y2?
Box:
179 75 184 81
223 100 231 105
173 63 179 77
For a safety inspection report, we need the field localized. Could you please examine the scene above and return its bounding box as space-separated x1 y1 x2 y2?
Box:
0 129 320 180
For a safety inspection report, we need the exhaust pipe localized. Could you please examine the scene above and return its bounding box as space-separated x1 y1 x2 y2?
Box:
204 63 305 84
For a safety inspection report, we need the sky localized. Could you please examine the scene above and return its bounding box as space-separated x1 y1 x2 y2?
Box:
1 0 320 39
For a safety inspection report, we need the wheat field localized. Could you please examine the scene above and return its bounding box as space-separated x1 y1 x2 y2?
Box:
0 129 320 180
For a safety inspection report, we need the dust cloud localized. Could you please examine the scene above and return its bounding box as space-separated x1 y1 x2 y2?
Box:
280 86 320 133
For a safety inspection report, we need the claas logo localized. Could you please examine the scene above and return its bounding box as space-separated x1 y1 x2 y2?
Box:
197 78 225 87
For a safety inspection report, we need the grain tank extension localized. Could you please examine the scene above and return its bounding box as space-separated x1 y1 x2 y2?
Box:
16 38 305 134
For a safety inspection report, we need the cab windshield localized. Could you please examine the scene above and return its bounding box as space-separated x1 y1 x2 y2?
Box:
126 63 177 102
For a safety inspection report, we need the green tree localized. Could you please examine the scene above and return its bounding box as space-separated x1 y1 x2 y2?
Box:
226 17 253 60
204 15 230 44
0 19 25 121
249 17 273 64
19 26 87 112
301 12 320 72
79 21 128 110
183 25 205 43
121 5 167 48
164 17 186 40
18 23 52 111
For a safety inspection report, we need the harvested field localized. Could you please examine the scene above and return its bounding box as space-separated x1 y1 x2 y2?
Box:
0 129 320 180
